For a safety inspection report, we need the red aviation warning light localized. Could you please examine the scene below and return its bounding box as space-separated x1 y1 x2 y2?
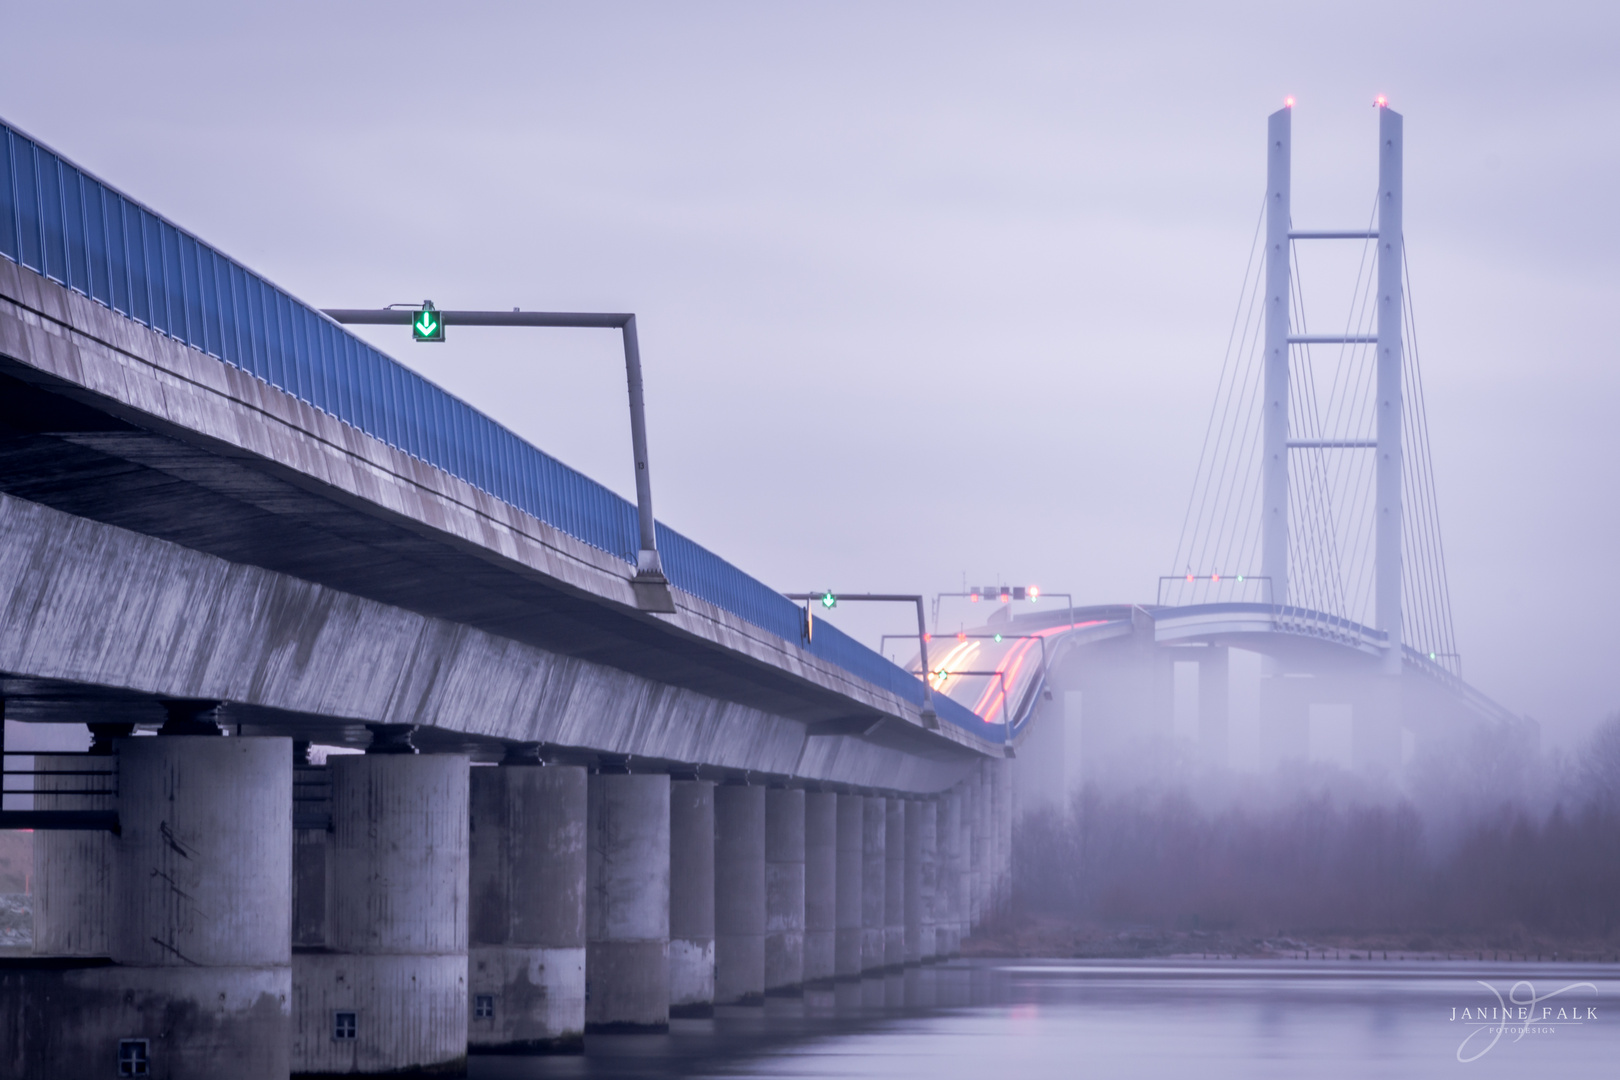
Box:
1283 95 1295 108
1375 94 1388 108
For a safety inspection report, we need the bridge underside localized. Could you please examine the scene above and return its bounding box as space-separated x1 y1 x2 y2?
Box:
0 256 990 793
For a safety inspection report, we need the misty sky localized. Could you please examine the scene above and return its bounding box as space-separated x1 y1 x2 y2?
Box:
2 2 1615 747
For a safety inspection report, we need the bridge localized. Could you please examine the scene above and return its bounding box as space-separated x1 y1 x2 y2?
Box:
0 101 1513 1076
915 102 1519 798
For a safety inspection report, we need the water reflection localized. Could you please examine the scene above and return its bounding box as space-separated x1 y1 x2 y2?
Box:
470 960 1619 1079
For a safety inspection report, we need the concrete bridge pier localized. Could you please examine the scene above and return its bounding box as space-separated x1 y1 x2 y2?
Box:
1259 669 1312 768
936 791 962 956
802 791 837 986
714 782 766 1005
764 787 805 995
468 758 587 1054
111 735 292 1080
993 759 1012 917
834 794 864 979
1198 647 1231 767
668 777 716 1017
967 770 986 929
296 746 471 1076
4 734 296 1079
904 799 936 963
884 799 905 970
860 796 887 973
1352 676 1405 775
586 770 670 1032
31 745 118 957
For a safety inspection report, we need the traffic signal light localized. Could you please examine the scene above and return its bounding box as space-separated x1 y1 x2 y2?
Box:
412 303 444 343
820 591 837 610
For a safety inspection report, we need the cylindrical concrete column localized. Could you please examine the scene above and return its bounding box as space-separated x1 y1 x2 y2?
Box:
942 786 958 944
586 771 670 1032
802 792 837 986
833 794 863 980
764 787 805 995
884 798 905 970
860 796 885 973
995 758 1013 917
965 767 978 932
296 752 469 1076
468 763 586 1054
713 783 765 1006
985 761 1001 918
115 736 292 1079
905 799 936 963
669 778 715 1017
944 787 966 954
31 752 115 956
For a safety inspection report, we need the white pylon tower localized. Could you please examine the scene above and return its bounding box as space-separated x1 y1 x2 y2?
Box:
1259 99 1405 675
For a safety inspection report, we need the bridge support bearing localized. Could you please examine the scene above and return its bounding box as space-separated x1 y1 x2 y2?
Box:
585 772 670 1032
295 752 470 1077
905 799 937 963
764 788 805 996
884 798 905 970
668 778 715 1017
802 792 837 985
714 783 766 1006
3 736 293 1080
860 796 887 974
833 794 864 980
468 763 587 1054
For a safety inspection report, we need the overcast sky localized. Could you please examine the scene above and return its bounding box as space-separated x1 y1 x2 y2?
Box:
3 2 1616 747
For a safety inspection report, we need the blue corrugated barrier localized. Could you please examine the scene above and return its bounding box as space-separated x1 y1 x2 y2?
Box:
0 118 991 740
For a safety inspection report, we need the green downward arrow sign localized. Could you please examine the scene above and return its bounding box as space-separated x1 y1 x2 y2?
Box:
413 309 442 341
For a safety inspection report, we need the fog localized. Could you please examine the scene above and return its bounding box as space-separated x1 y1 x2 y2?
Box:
1012 711 1620 951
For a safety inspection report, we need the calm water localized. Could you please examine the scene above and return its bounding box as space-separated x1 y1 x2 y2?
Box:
470 959 1619 1079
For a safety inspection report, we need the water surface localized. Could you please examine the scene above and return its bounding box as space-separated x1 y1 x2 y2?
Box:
470 959 1618 1079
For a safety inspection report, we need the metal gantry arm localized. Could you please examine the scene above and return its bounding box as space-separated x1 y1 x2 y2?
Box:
321 307 674 612
785 593 937 729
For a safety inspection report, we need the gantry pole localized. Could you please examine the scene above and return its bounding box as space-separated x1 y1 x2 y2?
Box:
1260 105 1293 611
1374 105 1405 673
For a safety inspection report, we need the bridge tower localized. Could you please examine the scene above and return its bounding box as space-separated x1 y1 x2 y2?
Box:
1260 102 1405 675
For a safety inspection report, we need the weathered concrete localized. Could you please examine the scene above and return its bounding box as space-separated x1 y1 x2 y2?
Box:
468 762 586 1054
0 488 978 794
860 797 886 973
802 791 837 986
0 259 1001 778
939 788 963 955
764 787 805 995
30 751 114 956
965 767 978 932
586 772 669 1032
292 764 333 951
713 783 766 1006
3 736 293 1080
994 758 1013 917
904 799 936 963
833 794 863 980
296 751 469 1077
884 798 905 970
668 778 715 1017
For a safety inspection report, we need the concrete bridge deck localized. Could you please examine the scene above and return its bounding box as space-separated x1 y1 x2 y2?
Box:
0 245 995 790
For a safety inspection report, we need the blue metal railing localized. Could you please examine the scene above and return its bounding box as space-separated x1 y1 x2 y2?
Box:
0 118 991 740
